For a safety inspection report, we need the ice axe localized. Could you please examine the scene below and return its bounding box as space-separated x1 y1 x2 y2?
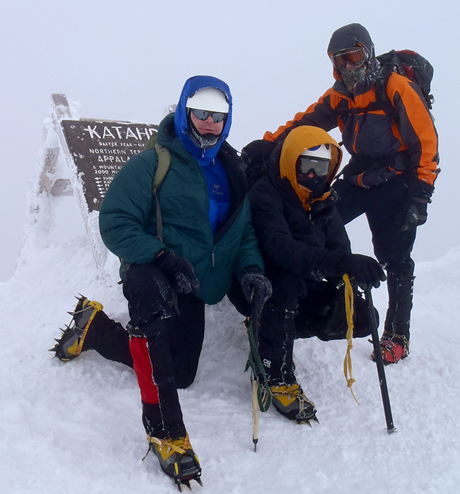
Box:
365 287 397 434
251 302 260 452
245 301 272 452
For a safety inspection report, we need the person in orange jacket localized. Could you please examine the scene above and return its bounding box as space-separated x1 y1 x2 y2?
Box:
263 23 439 364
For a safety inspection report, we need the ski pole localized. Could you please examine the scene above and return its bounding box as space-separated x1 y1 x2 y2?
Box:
251 302 260 452
365 288 396 434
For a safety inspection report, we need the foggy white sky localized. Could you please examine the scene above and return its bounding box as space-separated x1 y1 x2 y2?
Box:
1 0 458 281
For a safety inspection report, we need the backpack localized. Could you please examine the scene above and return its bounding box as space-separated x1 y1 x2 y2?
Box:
375 49 435 110
241 139 278 190
144 132 171 241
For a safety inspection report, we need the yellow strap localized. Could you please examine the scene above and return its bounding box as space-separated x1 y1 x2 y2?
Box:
343 274 360 405
147 435 187 455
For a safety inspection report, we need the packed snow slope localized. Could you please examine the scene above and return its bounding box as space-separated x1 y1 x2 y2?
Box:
1 198 459 494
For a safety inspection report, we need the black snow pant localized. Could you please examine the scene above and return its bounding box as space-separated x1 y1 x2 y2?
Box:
333 176 416 340
84 263 249 439
258 264 375 384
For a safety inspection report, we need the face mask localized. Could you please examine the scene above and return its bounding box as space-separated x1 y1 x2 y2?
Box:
188 117 220 149
297 175 328 198
340 63 368 88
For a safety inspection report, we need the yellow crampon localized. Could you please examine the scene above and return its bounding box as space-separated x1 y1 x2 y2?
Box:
66 299 103 359
270 382 317 423
343 274 359 404
50 296 103 362
147 435 191 459
146 434 202 490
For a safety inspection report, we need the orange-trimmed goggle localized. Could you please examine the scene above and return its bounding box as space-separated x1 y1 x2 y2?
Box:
330 47 367 69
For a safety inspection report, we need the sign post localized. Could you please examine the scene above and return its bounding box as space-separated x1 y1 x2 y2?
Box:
28 94 158 269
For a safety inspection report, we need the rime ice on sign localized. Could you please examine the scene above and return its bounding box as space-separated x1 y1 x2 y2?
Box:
28 94 159 270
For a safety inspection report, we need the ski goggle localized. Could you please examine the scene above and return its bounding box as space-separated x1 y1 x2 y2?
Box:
330 47 367 69
297 156 330 177
190 108 227 123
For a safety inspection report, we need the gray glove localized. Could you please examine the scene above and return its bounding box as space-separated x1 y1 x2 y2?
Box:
241 268 272 314
400 197 428 231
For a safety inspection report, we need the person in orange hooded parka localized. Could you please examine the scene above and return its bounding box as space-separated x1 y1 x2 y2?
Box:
263 23 439 365
247 125 386 424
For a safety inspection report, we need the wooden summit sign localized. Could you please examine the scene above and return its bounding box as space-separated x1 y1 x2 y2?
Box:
61 120 158 211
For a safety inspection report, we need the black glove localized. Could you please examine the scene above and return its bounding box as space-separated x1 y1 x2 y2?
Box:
241 268 272 314
347 166 397 189
153 250 200 295
337 254 386 290
400 197 428 232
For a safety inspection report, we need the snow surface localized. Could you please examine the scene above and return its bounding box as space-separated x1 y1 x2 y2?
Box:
1 164 460 494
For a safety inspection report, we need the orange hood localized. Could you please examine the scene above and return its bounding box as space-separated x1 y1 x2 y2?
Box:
279 126 342 210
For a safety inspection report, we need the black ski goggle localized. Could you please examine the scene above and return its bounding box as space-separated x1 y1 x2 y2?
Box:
190 108 227 123
330 47 367 69
297 156 330 177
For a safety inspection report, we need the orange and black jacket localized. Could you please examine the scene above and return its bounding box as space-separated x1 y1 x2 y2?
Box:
264 71 439 198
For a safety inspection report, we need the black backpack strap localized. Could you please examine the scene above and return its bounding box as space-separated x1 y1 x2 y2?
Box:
336 76 395 119
374 50 400 115
151 143 171 242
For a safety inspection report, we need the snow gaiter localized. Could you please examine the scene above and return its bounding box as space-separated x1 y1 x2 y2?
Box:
144 321 185 439
258 302 297 384
384 271 415 340
88 310 133 367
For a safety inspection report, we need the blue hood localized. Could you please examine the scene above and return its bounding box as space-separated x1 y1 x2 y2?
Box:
174 75 233 163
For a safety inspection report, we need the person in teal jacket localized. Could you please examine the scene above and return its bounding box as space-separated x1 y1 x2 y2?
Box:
52 76 271 488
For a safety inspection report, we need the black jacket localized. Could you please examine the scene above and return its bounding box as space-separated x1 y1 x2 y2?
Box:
248 147 351 281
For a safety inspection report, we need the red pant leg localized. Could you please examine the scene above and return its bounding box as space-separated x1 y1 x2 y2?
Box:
129 336 159 404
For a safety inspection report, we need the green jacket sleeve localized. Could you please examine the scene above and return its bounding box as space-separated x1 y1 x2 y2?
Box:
233 198 265 281
99 150 166 264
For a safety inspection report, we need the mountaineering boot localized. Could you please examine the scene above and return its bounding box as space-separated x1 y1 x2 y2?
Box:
372 331 410 365
269 374 317 424
371 271 413 364
258 302 317 424
146 433 202 490
50 295 103 361
384 271 414 339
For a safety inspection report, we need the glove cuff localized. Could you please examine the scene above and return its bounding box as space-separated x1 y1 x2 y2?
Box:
409 195 430 204
241 266 261 276
240 266 261 283
152 249 170 267
406 177 434 201
313 251 345 279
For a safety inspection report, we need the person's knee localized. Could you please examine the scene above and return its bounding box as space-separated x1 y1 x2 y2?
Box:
175 373 196 389
123 264 175 326
265 269 305 306
383 258 415 277
353 294 379 337
123 264 169 298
